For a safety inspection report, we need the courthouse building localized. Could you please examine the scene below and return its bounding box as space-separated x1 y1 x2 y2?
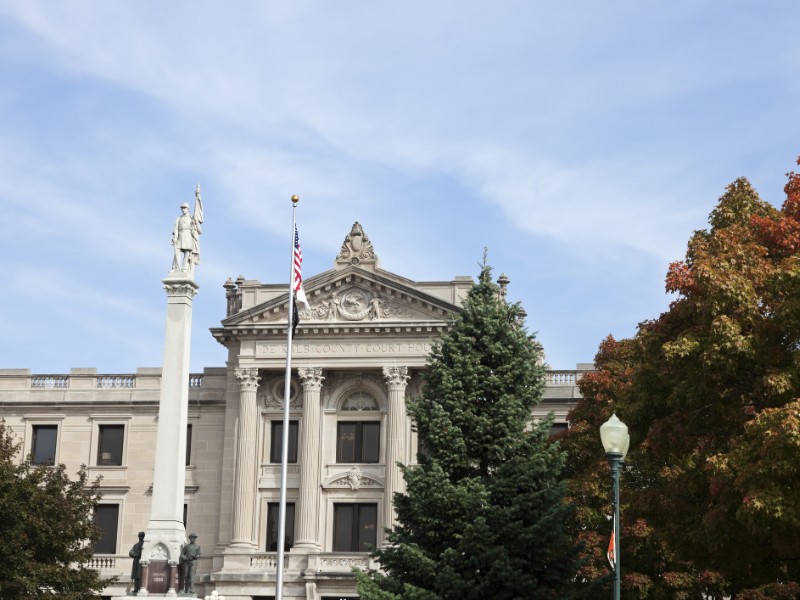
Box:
0 223 588 599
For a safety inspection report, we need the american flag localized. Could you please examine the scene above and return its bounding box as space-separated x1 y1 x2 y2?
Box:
293 226 309 307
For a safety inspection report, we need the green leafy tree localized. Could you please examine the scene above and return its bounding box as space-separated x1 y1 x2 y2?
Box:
561 158 800 598
0 420 114 598
357 263 588 599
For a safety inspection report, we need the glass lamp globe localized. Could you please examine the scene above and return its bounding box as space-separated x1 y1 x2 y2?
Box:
600 413 629 456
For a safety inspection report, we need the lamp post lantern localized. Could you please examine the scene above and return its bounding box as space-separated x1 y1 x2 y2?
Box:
600 413 629 600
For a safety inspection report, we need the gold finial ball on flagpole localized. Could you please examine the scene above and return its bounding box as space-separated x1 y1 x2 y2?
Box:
291 194 299 205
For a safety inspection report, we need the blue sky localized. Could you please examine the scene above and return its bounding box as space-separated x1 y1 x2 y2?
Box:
0 2 798 373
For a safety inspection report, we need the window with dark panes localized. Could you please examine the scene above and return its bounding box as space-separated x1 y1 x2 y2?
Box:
549 422 569 438
97 425 124 466
266 502 295 551
270 420 298 463
333 503 377 552
336 421 379 463
186 424 193 466
93 504 119 554
31 425 58 465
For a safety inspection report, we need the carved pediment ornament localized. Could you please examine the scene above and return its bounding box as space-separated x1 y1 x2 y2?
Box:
298 287 416 323
248 285 420 325
335 221 377 268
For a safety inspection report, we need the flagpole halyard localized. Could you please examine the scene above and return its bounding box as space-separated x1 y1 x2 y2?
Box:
276 194 300 600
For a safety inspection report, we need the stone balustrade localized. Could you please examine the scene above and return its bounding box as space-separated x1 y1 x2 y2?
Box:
31 375 69 389
19 369 587 390
16 372 205 389
545 370 585 386
88 555 121 570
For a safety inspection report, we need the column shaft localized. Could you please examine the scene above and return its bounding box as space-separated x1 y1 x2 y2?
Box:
383 366 410 532
295 368 324 549
231 368 260 547
145 276 197 564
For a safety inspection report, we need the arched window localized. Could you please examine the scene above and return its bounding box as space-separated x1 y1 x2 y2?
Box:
337 391 380 463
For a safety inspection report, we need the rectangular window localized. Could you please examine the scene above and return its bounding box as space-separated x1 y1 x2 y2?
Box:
549 423 569 438
270 420 298 463
183 503 188 528
186 424 193 466
266 502 295 551
93 504 119 554
336 422 379 463
31 425 58 465
97 425 124 466
333 503 377 552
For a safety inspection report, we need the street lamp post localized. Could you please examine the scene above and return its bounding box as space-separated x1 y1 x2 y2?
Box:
600 414 629 600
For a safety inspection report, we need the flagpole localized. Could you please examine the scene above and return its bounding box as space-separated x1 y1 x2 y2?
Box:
275 194 299 600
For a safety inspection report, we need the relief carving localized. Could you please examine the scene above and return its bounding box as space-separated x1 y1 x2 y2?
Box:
261 376 302 411
323 468 383 490
335 222 377 268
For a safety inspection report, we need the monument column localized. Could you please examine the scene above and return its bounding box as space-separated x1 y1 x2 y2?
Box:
230 367 261 548
144 276 198 562
294 367 324 550
382 366 410 532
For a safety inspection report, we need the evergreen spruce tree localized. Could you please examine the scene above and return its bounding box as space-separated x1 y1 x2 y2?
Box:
357 263 586 600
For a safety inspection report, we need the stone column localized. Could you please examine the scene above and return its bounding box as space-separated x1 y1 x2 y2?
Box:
230 367 261 548
145 275 198 570
294 367 324 550
382 366 410 532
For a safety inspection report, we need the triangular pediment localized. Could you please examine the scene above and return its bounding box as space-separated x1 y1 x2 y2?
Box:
222 264 462 328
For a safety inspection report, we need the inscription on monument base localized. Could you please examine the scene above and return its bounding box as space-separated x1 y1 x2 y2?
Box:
147 560 171 594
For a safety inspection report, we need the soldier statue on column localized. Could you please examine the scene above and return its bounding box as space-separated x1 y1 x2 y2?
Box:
171 185 204 275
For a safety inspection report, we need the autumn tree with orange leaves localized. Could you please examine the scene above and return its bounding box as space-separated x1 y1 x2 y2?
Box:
560 158 800 599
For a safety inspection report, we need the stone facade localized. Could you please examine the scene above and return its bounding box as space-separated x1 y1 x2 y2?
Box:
0 224 590 599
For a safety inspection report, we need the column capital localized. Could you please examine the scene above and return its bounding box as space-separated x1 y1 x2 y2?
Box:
298 367 325 391
234 367 261 392
162 275 199 299
383 366 410 391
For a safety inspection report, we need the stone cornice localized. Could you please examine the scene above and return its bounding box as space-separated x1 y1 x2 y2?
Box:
211 322 449 346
